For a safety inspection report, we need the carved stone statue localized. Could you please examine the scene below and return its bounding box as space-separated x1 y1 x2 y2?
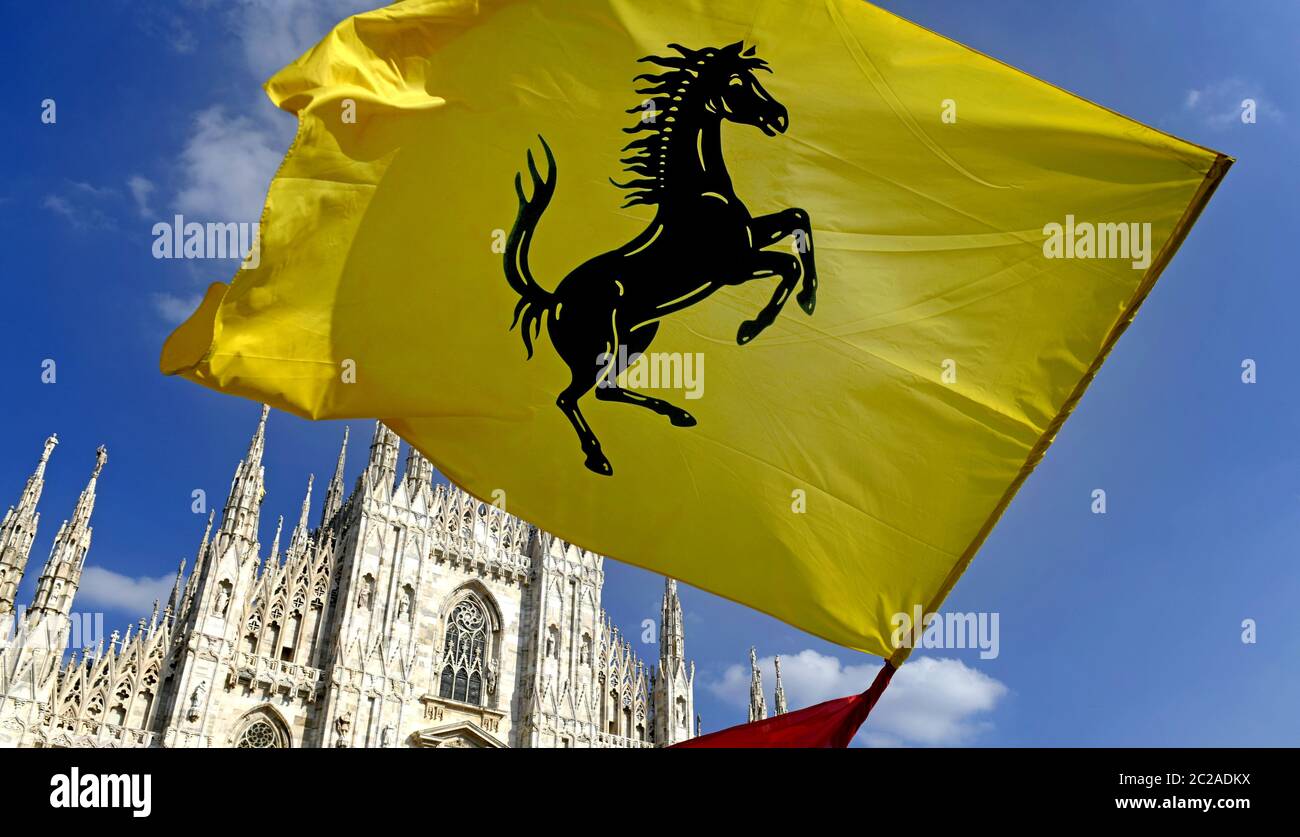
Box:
186 681 207 722
334 711 351 747
381 724 395 748
215 586 230 616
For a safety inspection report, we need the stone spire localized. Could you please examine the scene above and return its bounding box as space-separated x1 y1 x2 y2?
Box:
0 434 57 616
748 647 767 722
167 558 186 617
773 654 788 715
365 421 401 492
154 408 273 737
29 445 106 617
659 577 685 662
288 474 313 557
218 404 269 549
320 427 348 528
182 510 215 615
404 444 433 491
267 515 284 569
194 510 215 568
653 576 694 745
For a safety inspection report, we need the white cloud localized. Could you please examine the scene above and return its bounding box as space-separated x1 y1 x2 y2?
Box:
145 0 381 310
78 566 174 615
151 292 204 325
1183 78 1284 128
41 187 116 230
41 194 76 222
127 175 156 218
706 649 1008 747
133 1 200 55
158 2 374 309
233 0 379 80
167 2 374 225
173 106 284 223
70 181 118 199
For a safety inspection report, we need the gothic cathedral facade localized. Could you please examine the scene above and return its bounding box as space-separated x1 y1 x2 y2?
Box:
0 407 696 748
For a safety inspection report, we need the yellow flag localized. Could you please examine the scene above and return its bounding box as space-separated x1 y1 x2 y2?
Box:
162 0 1229 660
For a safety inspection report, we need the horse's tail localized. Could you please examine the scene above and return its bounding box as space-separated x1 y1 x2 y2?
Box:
504 136 558 360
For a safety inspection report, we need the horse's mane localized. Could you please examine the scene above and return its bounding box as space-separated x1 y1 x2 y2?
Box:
615 42 768 208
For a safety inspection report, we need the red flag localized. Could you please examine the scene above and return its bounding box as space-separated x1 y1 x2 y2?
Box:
672 663 895 748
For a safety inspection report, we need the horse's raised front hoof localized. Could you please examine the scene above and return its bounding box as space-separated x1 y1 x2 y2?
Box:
669 409 697 427
797 286 817 315
583 450 614 476
737 319 765 345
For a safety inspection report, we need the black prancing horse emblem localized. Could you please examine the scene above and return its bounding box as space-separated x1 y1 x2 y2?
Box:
503 42 817 476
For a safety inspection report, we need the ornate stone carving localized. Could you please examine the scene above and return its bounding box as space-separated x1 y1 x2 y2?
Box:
186 681 206 722
0 419 697 749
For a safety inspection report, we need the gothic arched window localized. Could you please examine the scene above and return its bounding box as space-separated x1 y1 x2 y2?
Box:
237 720 279 748
234 710 289 748
439 598 488 705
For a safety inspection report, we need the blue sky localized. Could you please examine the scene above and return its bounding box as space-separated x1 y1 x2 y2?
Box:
2 0 1297 746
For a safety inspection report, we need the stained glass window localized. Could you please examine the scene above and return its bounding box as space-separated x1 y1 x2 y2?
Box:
439 599 488 705
237 719 281 748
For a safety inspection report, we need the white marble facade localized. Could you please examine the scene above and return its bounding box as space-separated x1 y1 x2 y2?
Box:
0 407 697 748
